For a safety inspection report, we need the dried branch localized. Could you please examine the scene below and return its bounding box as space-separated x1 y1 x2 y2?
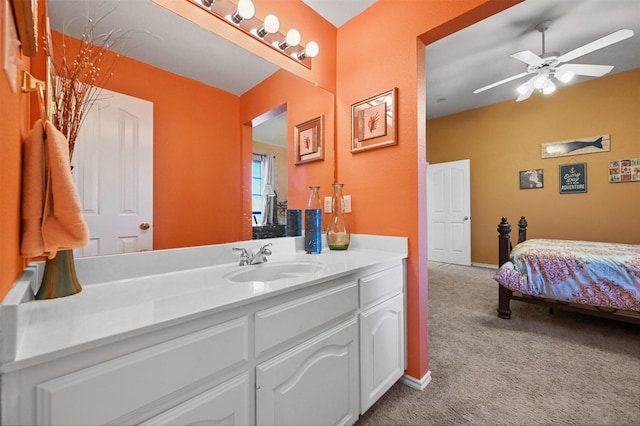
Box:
45 15 126 160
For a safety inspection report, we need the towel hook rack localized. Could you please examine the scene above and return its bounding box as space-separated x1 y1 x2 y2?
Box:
21 70 48 129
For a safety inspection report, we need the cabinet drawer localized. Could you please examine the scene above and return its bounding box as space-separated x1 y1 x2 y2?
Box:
359 264 403 308
141 374 251 426
255 281 357 358
36 317 249 426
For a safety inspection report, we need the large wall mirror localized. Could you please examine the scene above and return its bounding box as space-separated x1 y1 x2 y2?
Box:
46 0 335 256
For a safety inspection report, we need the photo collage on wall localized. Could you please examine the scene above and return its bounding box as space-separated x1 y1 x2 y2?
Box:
608 158 640 183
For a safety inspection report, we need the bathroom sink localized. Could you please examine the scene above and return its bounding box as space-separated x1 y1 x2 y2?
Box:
223 261 326 282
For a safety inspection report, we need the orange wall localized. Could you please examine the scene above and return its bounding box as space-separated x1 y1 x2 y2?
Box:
0 0 33 300
427 69 640 265
336 0 520 381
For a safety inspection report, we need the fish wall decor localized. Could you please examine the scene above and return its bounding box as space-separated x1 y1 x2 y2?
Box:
541 134 610 159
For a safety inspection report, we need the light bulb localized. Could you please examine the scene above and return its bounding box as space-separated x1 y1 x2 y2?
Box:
286 29 301 47
556 70 574 83
237 0 255 19
305 41 319 58
263 14 279 33
533 74 547 90
256 14 280 38
542 79 556 95
230 0 255 24
278 29 301 50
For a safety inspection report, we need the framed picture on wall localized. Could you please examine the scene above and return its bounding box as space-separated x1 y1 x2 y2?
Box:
351 88 397 153
559 163 587 193
519 169 544 189
294 115 324 165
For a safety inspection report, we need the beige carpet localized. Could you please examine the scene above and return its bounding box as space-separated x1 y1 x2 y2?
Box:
357 262 640 426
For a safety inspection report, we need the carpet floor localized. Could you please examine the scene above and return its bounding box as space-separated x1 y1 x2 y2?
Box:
356 262 640 426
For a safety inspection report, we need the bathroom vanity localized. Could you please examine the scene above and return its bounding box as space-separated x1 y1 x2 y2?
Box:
0 235 407 425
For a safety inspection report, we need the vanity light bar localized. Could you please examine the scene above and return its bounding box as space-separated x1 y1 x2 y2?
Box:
191 0 318 69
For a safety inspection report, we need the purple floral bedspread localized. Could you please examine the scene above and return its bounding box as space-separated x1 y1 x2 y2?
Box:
494 239 640 311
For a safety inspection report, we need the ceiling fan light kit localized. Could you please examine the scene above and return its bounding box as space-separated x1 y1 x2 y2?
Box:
474 21 634 102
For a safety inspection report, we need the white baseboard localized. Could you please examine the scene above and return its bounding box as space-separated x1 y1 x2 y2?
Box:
471 262 498 269
400 370 432 391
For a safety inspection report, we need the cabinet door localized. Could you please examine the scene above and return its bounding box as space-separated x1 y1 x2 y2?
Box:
141 374 251 426
256 318 359 426
360 293 405 413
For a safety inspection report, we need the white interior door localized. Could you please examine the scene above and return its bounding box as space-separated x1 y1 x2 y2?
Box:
72 89 153 257
427 159 471 265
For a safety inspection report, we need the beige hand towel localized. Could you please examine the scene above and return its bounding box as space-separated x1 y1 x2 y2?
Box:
20 121 46 258
41 121 89 257
20 120 89 259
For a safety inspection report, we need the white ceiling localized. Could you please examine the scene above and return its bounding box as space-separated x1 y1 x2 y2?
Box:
426 0 640 119
47 0 639 134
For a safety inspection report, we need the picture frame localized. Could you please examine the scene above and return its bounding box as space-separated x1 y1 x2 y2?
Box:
609 158 640 183
294 115 324 165
10 0 38 56
519 169 544 189
559 163 587 194
351 88 397 153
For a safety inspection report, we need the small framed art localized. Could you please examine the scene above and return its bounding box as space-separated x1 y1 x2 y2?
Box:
519 169 544 189
351 88 397 153
294 115 324 165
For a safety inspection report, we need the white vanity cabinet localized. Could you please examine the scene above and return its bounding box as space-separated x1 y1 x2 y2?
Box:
1 237 408 426
358 264 406 413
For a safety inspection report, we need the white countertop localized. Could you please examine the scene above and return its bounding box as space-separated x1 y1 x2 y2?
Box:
1 235 407 372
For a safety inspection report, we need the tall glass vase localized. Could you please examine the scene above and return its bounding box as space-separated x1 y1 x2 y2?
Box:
305 186 322 254
36 250 82 300
327 183 350 250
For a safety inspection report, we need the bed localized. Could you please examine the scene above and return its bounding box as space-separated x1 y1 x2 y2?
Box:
494 216 640 325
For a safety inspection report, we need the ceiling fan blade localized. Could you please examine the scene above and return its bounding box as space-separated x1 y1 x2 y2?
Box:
473 72 530 94
557 29 634 63
556 63 614 77
511 50 544 66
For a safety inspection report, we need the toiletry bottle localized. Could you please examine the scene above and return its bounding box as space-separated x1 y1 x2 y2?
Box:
305 186 322 254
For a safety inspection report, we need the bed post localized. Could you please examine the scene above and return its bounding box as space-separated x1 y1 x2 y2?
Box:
518 216 528 243
497 217 512 319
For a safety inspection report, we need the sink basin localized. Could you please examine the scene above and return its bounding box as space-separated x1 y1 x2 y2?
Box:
223 261 326 282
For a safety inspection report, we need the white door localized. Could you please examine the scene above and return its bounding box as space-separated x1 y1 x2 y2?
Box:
427 159 471 265
72 89 153 257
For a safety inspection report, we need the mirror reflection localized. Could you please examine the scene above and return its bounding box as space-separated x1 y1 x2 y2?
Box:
46 0 334 255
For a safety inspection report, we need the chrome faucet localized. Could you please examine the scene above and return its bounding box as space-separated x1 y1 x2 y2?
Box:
232 243 272 266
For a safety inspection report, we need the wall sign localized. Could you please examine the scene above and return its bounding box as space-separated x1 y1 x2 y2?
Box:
541 134 610 159
559 163 587 194
609 158 640 183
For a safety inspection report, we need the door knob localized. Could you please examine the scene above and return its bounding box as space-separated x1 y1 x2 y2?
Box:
140 222 150 230
463 216 470 221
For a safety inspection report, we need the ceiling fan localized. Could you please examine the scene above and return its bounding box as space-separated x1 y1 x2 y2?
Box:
474 21 634 102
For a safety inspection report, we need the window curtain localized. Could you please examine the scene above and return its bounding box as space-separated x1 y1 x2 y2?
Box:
261 155 277 225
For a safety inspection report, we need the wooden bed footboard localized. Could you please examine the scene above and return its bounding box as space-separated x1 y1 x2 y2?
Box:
497 216 527 319
496 217 640 325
